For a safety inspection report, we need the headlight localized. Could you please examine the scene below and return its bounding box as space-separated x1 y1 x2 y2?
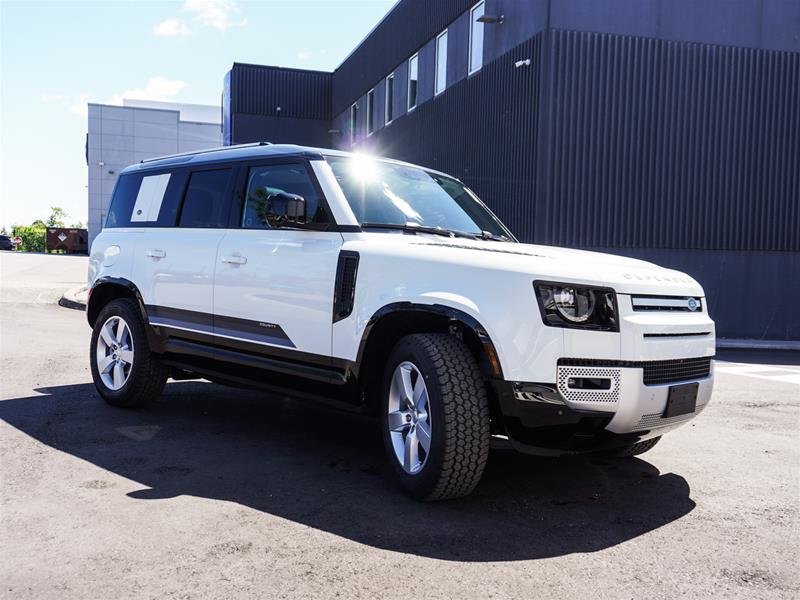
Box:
534 281 618 331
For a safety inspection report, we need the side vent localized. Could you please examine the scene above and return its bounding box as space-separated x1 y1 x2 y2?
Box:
333 251 360 323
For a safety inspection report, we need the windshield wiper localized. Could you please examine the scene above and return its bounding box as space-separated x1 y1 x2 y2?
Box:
360 222 479 240
476 230 509 242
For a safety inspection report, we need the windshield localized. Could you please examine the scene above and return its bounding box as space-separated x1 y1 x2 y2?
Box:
326 155 514 240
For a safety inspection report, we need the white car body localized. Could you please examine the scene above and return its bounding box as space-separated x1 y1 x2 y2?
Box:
88 144 714 457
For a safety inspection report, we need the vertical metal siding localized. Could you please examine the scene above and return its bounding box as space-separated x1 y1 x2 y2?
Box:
541 29 800 251
332 0 475 115
232 63 331 120
364 36 544 242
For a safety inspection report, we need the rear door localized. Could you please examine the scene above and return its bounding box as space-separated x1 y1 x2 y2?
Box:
133 165 236 340
212 158 343 359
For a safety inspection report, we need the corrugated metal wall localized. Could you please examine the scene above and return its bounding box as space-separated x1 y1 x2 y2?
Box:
332 0 474 116
231 63 331 120
365 29 800 253
364 35 544 240
541 29 800 252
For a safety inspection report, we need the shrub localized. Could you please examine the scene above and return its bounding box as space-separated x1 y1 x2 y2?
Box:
12 225 46 253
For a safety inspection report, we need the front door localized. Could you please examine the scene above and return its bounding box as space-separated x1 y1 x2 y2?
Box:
213 160 343 359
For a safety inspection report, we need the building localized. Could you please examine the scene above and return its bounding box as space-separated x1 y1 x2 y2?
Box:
224 0 799 344
86 99 221 245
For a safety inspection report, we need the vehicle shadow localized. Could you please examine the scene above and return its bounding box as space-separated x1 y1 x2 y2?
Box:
0 381 696 562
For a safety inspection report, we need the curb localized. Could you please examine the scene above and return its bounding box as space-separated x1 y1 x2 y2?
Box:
59 285 87 311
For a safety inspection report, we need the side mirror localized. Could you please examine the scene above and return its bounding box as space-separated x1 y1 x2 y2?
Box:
266 191 306 226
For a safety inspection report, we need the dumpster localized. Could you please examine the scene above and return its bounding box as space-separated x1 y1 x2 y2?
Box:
46 228 88 254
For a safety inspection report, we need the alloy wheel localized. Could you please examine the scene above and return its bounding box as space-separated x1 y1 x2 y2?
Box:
96 315 134 391
387 361 432 474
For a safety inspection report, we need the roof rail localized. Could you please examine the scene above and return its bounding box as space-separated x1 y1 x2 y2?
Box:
140 141 272 164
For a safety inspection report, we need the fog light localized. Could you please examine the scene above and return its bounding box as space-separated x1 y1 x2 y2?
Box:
567 377 612 391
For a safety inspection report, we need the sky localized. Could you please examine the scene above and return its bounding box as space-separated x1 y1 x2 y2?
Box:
0 0 396 230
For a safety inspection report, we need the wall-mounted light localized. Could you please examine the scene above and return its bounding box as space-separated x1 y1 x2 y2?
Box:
98 161 105 167
477 14 504 24
514 58 532 68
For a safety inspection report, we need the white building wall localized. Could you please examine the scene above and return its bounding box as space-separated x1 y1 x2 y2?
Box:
87 102 221 247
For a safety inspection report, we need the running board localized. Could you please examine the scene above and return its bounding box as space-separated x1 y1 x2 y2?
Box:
162 338 348 385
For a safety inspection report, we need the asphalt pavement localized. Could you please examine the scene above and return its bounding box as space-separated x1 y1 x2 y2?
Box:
1 252 798 599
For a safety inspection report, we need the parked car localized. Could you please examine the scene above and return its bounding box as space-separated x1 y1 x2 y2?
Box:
0 235 15 251
87 143 715 500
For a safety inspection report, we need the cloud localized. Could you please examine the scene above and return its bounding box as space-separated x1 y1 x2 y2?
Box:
183 0 246 32
39 77 187 120
108 77 188 106
153 18 191 37
69 93 93 117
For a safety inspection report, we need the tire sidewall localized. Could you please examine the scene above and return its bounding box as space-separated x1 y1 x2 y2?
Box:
89 299 149 405
380 337 448 498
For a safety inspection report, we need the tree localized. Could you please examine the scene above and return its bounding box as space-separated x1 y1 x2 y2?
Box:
12 225 46 252
46 207 68 227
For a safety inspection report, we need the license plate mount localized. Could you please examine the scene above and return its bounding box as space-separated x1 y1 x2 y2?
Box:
663 382 699 418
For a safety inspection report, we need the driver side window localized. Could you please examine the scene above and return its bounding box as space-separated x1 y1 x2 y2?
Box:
241 163 327 229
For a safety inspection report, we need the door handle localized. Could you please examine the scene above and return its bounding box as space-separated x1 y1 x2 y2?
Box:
146 249 166 259
221 255 247 265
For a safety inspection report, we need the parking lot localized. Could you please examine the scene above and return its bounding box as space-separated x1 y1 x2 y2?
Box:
1 252 798 599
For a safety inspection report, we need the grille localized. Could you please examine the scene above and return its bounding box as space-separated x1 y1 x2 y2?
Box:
557 366 620 403
558 357 712 386
631 295 702 312
642 357 712 385
635 404 707 431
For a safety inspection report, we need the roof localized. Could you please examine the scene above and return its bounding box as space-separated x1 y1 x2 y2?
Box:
121 143 456 179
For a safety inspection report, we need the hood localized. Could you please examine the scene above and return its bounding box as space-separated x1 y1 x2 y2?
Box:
344 233 705 297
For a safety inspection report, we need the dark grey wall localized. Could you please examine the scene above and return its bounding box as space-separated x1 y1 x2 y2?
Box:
225 63 332 146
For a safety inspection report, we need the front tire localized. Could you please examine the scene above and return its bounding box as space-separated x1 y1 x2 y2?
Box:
381 333 490 501
90 298 167 408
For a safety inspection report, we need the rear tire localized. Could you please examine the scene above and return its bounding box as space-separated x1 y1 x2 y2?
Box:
602 436 661 458
381 333 490 501
90 298 167 408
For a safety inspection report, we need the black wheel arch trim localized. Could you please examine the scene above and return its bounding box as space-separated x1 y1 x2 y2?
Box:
354 302 504 379
87 276 149 327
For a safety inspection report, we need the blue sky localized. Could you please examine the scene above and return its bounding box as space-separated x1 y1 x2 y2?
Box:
0 0 395 230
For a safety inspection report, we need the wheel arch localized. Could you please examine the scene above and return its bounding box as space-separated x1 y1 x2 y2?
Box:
354 302 504 415
87 277 148 328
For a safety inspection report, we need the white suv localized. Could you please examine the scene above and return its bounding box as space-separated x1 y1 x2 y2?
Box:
87 143 715 500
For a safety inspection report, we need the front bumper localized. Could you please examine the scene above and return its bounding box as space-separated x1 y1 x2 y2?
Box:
494 357 714 454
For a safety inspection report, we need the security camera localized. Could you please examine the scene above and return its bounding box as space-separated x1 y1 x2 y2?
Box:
514 58 531 68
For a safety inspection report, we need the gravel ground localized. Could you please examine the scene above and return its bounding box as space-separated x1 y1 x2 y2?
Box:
1 252 798 599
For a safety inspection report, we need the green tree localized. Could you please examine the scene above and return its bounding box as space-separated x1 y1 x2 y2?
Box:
46 207 68 227
12 224 46 252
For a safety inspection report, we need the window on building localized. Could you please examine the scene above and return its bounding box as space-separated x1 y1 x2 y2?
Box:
241 163 327 229
385 73 395 124
350 103 358 144
435 30 448 95
407 54 419 111
469 1 485 75
179 168 233 228
367 89 375 135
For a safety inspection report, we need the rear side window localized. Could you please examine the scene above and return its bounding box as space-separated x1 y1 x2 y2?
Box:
105 171 185 228
178 169 233 228
105 174 142 228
